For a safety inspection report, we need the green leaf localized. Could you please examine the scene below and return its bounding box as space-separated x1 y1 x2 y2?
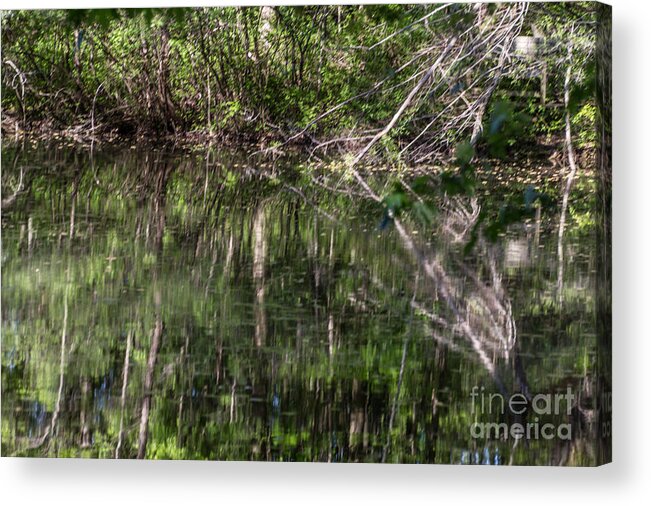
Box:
413 201 435 226
455 141 474 166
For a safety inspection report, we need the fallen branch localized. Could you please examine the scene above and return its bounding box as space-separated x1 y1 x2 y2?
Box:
351 36 457 166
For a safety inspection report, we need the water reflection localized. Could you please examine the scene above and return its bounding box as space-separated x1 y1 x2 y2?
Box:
2 143 599 464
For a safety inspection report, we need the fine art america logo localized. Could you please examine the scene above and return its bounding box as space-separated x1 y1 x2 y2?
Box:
469 386 574 441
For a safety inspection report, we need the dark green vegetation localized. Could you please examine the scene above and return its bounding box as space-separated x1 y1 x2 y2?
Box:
2 5 447 140
1 3 611 464
2 3 597 154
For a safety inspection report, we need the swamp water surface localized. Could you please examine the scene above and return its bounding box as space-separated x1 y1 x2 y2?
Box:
1 143 599 464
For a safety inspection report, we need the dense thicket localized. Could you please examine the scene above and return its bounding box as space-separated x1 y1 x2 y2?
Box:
2 6 428 137
2 4 597 162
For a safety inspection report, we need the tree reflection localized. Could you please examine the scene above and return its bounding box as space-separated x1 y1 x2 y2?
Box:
1 144 602 464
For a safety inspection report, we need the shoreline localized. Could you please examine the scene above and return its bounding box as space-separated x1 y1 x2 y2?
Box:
1 116 298 151
1 114 597 191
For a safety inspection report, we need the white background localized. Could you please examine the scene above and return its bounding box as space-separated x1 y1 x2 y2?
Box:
1 0 649 504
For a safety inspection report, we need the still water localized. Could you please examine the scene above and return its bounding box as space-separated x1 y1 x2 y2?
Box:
2 143 599 464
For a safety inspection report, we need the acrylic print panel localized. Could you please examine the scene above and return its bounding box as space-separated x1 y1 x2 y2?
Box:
0 2 611 465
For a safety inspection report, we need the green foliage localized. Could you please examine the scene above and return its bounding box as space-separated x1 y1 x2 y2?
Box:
1 6 432 137
573 103 597 147
484 100 531 158
568 60 596 115
218 100 242 128
484 186 551 241
455 141 475 168
378 94 558 256
380 177 437 230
